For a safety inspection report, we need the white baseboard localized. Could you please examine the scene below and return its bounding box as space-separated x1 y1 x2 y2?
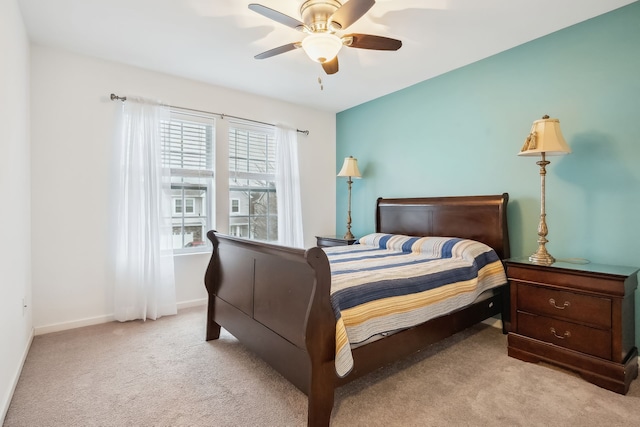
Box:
34 298 208 336
1 328 34 424
177 298 207 310
34 313 115 336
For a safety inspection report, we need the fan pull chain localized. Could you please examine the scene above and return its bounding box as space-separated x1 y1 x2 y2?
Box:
318 77 323 91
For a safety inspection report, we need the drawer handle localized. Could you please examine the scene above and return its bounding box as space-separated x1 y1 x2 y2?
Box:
549 298 570 310
550 327 571 340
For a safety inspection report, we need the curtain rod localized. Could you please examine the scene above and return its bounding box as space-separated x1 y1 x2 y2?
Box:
110 93 309 136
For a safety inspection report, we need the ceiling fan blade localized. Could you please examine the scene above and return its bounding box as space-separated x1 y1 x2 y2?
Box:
329 0 375 30
254 42 300 59
248 3 306 31
344 34 402 51
322 56 339 75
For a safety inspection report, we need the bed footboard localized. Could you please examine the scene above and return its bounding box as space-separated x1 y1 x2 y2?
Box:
204 231 336 424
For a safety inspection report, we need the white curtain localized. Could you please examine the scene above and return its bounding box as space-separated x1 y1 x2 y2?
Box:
275 126 304 248
111 97 177 322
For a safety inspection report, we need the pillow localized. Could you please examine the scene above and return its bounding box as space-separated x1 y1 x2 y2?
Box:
358 233 495 261
358 233 438 253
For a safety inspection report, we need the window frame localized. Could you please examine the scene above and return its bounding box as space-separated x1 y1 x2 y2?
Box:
161 109 216 254
227 119 278 242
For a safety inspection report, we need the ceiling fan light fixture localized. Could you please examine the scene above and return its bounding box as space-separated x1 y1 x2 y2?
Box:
301 33 342 63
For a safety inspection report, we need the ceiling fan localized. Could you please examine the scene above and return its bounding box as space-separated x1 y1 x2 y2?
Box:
248 0 402 75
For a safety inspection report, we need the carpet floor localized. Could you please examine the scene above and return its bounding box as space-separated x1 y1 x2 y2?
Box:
4 306 640 426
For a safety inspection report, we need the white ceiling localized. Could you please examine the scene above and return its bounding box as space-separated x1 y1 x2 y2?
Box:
18 0 635 113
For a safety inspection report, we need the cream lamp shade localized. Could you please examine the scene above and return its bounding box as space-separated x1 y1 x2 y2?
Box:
519 116 571 156
301 33 343 63
337 156 362 178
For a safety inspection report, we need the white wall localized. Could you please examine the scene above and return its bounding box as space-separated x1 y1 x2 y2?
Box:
0 0 32 422
30 45 336 332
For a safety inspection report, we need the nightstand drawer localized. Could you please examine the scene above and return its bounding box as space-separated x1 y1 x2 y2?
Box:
517 311 611 360
516 283 611 329
507 264 628 296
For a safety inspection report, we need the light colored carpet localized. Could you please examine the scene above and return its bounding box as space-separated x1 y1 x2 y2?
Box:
4 306 640 426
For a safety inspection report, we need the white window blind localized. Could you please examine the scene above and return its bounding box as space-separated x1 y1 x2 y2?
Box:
228 121 276 180
161 113 214 178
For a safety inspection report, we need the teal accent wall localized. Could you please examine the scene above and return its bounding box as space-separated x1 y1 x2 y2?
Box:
337 3 640 331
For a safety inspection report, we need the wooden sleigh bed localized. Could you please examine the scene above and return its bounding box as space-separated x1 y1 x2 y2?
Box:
204 194 511 426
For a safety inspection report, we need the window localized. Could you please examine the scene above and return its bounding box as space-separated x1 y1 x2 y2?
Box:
161 110 215 251
230 198 240 213
228 120 277 242
173 198 195 215
184 198 195 214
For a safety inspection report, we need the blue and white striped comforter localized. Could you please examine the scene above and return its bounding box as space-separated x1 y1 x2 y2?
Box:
323 233 507 377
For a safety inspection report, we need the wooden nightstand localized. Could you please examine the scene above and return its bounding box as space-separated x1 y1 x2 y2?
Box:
506 258 639 394
315 235 357 248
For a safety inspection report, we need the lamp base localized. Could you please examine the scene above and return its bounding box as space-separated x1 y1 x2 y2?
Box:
529 247 556 266
343 230 355 240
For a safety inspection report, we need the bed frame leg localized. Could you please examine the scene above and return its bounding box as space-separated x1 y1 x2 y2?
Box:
206 321 221 341
307 363 335 427
206 299 221 341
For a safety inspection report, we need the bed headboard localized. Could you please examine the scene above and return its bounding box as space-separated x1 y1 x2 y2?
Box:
375 193 510 259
